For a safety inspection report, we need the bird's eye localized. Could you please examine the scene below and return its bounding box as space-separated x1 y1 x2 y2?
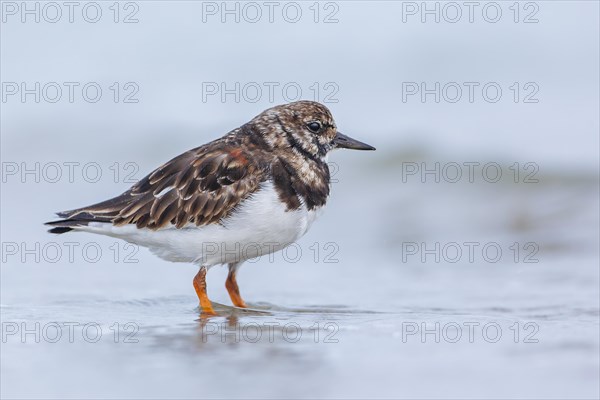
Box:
307 122 322 133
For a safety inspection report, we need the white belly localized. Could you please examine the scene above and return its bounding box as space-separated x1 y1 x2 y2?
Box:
79 181 324 266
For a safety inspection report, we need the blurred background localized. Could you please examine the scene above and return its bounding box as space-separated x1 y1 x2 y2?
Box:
1 1 599 399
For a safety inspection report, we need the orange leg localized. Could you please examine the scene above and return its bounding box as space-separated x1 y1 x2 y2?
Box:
193 267 216 315
225 269 247 308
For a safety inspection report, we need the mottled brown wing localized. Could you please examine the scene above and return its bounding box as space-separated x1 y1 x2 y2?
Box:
59 144 266 230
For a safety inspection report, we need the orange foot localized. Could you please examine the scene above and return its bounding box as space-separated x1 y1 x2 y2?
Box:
226 268 247 308
193 267 217 315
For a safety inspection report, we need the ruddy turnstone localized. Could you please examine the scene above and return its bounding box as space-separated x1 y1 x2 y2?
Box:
46 101 375 315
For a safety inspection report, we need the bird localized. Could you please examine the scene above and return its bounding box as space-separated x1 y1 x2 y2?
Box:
46 101 375 315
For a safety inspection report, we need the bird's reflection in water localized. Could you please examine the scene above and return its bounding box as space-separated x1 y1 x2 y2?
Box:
188 303 343 352
146 300 373 357
142 304 329 390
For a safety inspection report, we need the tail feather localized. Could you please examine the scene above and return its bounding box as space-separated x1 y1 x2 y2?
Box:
44 211 118 234
45 218 88 234
47 226 75 234
47 192 132 234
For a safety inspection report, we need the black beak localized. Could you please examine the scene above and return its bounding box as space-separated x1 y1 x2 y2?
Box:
333 132 376 151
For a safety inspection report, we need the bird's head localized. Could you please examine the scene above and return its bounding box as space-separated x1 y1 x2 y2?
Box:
248 101 375 160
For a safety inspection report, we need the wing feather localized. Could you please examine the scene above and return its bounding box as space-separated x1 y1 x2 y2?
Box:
57 143 266 230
